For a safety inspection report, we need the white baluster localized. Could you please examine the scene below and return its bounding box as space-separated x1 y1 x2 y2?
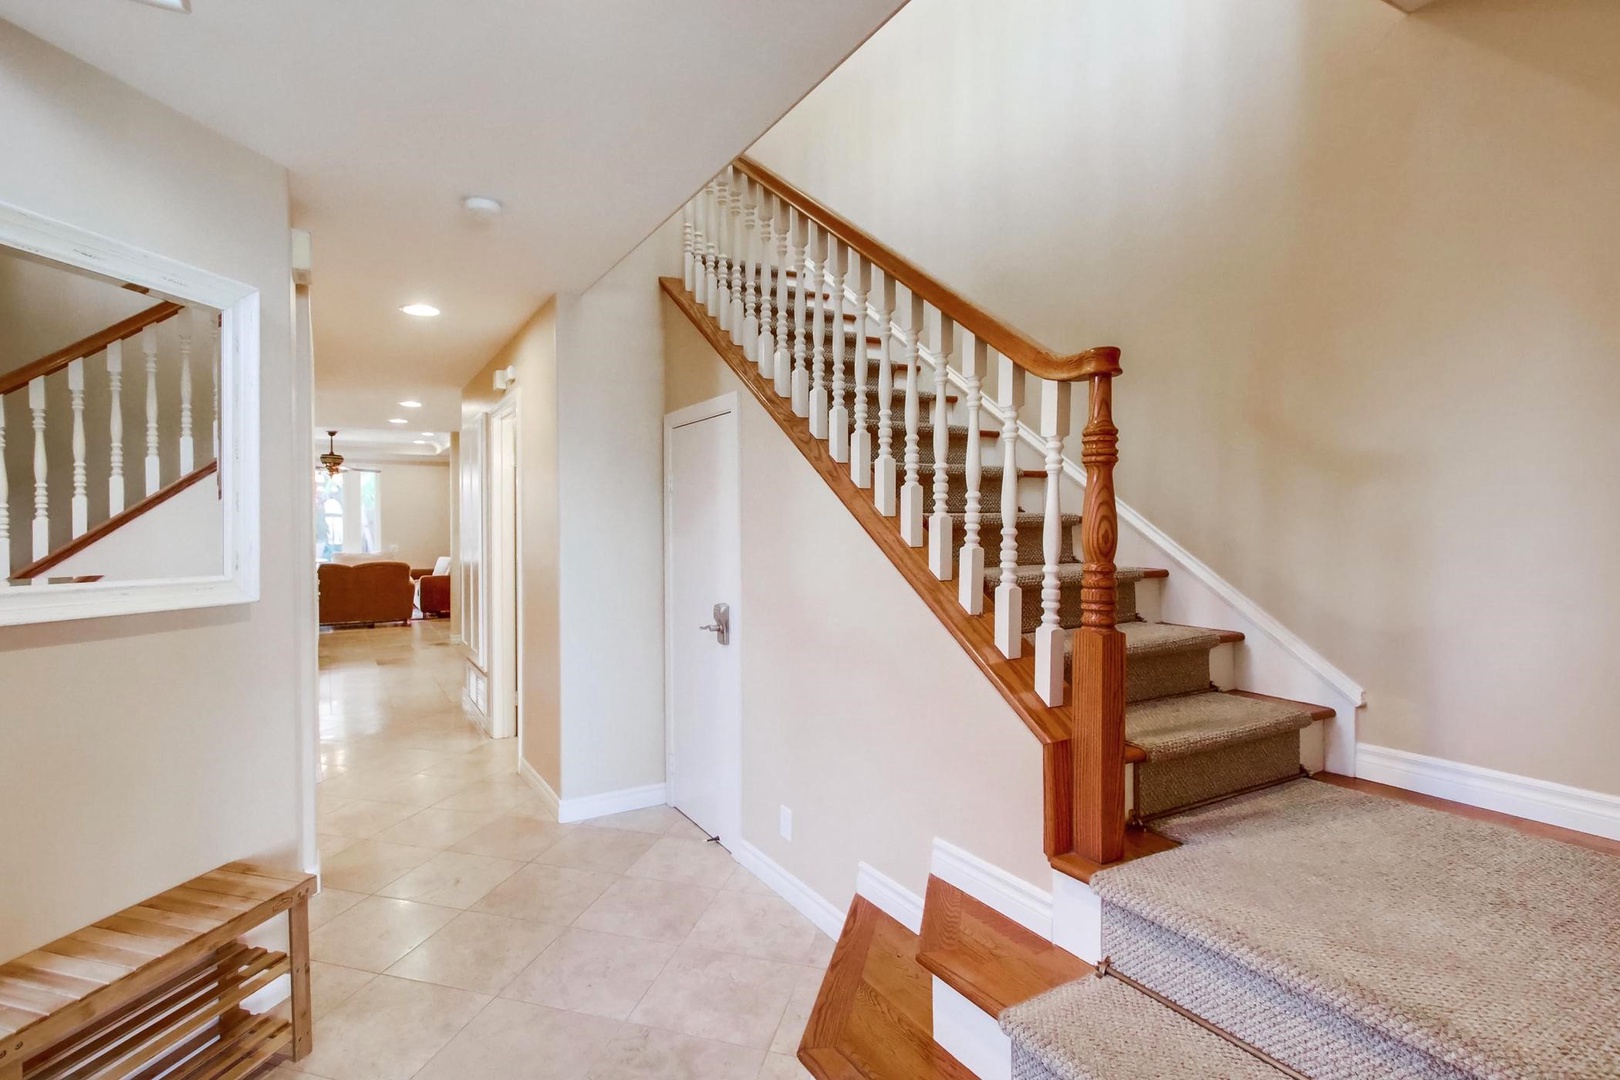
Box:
994 356 1026 658
741 181 759 359
107 340 124 514
29 377 48 562
1034 378 1072 706
808 227 829 439
180 312 195 475
790 213 809 415
682 199 696 293
716 173 733 329
958 337 987 612
827 235 848 462
755 194 777 378
873 271 898 516
728 176 745 342
773 205 794 399
928 314 956 580
849 249 872 488
143 324 160 496
703 180 720 314
68 358 87 537
0 402 8 584
899 291 925 546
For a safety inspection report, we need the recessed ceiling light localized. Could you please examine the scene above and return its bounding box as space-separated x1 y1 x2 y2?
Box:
129 0 191 11
421 431 434 436
400 303 440 318
463 195 504 217
388 418 407 425
399 400 422 408
413 440 428 445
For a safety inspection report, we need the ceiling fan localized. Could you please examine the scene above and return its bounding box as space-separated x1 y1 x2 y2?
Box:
319 430 347 476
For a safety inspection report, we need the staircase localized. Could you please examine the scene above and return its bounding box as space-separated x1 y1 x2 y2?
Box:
666 160 1620 1079
0 300 220 585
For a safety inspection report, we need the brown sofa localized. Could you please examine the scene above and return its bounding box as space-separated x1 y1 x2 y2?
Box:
318 561 415 627
413 570 450 618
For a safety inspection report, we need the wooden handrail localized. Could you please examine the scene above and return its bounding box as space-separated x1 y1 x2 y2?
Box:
12 459 218 581
733 155 1120 383
0 300 182 399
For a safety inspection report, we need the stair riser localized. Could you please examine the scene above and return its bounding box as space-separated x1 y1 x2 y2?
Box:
1015 577 1140 634
952 519 1073 566
1133 731 1300 818
1126 648 1214 705
1100 903 1466 1080
861 428 971 466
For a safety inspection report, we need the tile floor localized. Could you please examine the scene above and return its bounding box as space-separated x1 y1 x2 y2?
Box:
274 621 825 1080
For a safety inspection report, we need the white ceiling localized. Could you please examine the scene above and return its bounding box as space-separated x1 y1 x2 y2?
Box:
0 0 905 432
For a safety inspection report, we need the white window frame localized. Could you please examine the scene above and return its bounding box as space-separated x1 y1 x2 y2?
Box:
0 199 261 625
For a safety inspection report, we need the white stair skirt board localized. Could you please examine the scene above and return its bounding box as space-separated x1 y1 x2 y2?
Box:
931 839 1053 940
517 759 561 819
1357 744 1620 842
933 978 1012 1080
730 839 847 941
555 783 668 825
856 862 925 935
1050 871 1103 966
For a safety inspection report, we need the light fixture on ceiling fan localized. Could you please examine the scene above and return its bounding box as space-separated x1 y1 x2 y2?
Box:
319 431 346 476
128 0 192 11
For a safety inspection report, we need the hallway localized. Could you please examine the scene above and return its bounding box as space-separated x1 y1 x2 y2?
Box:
281 622 825 1080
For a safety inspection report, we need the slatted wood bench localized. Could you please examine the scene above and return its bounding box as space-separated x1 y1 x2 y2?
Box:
0 862 314 1080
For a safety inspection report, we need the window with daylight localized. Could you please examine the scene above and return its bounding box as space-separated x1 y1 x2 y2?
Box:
314 470 382 562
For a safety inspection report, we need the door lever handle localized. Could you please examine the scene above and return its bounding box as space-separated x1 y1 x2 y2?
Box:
698 602 731 645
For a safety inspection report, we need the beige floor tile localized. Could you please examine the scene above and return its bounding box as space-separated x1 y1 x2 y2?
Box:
436 777 551 816
318 798 420 840
624 837 736 889
320 839 438 894
627 943 806 1049
756 1052 814 1079
414 997 621 1080
573 877 717 943
371 806 497 849
318 833 361 859
290 974 489 1080
386 911 562 994
580 805 688 835
364 772 477 807
721 864 777 895
310 961 376 1018
536 828 660 875
474 864 615 924
769 979 819 1055
501 927 677 1021
664 815 712 842
451 815 573 861
307 887 368 930
376 850 523 908
310 896 459 973
587 1024 764 1080
685 890 828 966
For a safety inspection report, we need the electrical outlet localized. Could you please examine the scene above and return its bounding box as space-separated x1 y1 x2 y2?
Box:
779 805 793 841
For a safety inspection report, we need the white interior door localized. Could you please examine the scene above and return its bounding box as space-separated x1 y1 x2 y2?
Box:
487 401 519 740
665 399 740 843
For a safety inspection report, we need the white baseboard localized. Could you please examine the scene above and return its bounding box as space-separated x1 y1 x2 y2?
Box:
517 758 560 818
559 782 668 824
730 839 847 941
932 978 1011 1080
1050 871 1102 965
856 862 925 935
931 839 1052 940
1356 744 1620 842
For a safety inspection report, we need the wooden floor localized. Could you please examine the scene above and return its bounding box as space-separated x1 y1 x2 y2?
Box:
799 898 975 1080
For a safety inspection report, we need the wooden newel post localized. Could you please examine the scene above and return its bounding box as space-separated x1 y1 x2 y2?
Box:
1072 350 1125 865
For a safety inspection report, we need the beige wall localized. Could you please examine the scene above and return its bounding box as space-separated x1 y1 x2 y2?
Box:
344 459 451 570
0 22 308 958
749 0 1620 796
463 303 562 789
663 295 1050 906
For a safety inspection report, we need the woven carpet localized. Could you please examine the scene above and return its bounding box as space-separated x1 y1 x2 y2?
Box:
1081 780 1620 1079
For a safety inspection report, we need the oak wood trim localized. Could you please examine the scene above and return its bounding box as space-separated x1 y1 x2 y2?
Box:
734 157 1120 384
13 460 218 581
663 277 1074 747
0 302 182 400
1048 827 1180 884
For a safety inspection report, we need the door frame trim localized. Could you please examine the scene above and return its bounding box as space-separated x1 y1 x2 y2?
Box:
487 392 521 743
662 392 743 847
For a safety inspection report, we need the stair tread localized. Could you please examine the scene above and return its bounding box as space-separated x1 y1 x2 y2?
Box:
917 877 1091 1018
1000 970 1283 1080
939 510 1080 528
1118 620 1234 656
1125 691 1321 761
